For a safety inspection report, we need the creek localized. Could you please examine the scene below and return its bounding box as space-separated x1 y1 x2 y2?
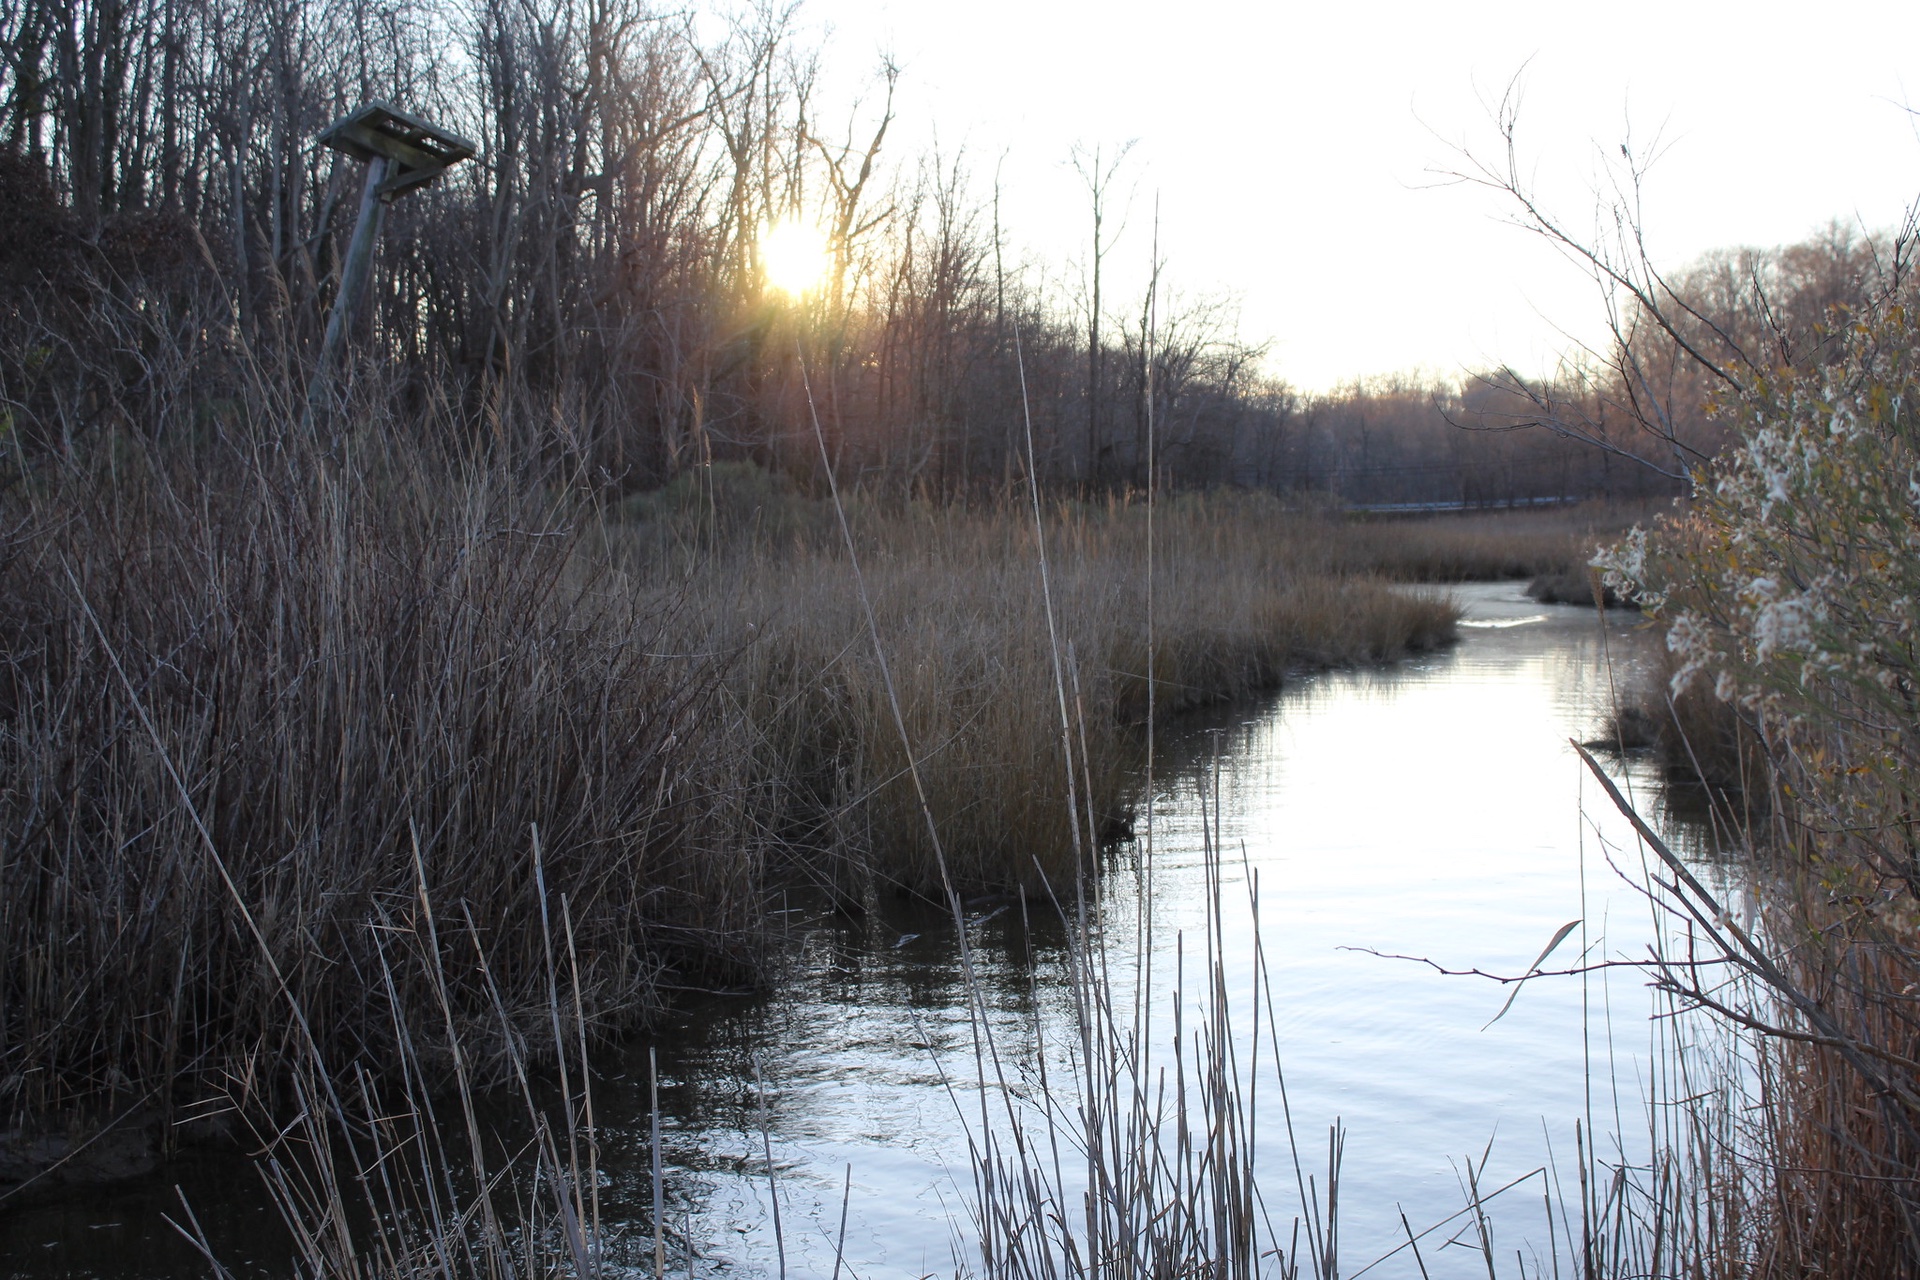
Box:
4 581 1713 1279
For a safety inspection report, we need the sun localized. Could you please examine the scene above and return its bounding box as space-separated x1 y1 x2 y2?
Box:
761 220 830 297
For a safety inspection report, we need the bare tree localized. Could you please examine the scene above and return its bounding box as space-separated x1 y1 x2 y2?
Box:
1437 74 1918 483
0 0 1354 502
1070 137 1133 490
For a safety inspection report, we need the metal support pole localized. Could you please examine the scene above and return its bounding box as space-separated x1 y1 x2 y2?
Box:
303 100 472 432
305 153 389 428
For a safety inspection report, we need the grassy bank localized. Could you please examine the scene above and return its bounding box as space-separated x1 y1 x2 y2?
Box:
608 469 1461 897
0 435 770 1137
1 433 1466 1131
1333 500 1665 584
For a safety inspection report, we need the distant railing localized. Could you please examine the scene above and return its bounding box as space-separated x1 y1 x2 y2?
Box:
1344 494 1586 515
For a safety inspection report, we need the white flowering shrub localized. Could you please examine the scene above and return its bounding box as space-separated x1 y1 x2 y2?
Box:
1597 309 1920 1270
1597 308 1920 881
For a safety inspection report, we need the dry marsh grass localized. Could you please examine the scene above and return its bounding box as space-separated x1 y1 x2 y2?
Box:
1 441 1462 1129
1335 499 1672 584
0 434 768 1129
608 478 1460 897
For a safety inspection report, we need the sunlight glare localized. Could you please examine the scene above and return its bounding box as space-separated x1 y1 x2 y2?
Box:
761 220 830 297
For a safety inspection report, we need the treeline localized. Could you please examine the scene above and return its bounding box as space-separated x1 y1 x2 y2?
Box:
1475 220 1908 486
0 0 1903 504
0 0 1279 494
1290 221 1907 507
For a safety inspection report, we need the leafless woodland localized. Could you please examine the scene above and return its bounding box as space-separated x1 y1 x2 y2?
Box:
5 0 1890 504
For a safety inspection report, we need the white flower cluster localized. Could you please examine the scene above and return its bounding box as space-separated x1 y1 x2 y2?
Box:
1664 610 1713 699
1741 575 1820 664
1591 526 1662 612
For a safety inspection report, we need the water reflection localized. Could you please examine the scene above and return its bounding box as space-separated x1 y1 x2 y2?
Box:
5 581 1702 1280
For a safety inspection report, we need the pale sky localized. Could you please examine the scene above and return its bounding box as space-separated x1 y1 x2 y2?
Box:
797 0 1920 392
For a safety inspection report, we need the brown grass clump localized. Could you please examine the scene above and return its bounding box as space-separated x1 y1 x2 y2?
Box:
1524 568 1630 607
1740 941 1920 1277
0 432 766 1130
607 480 1459 897
1603 646 1771 804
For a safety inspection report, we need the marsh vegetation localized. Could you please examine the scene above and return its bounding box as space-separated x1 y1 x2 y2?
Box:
0 408 1479 1139
4 0 1920 1273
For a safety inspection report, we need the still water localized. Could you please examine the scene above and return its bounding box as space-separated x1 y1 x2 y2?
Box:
6 581 1698 1279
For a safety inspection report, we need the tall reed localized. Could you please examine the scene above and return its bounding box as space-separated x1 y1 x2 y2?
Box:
0 420 767 1128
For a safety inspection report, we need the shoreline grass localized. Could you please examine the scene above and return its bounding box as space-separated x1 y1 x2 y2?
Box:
1331 500 1669 585
608 474 1463 897
1 431 1475 1145
0 431 771 1141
